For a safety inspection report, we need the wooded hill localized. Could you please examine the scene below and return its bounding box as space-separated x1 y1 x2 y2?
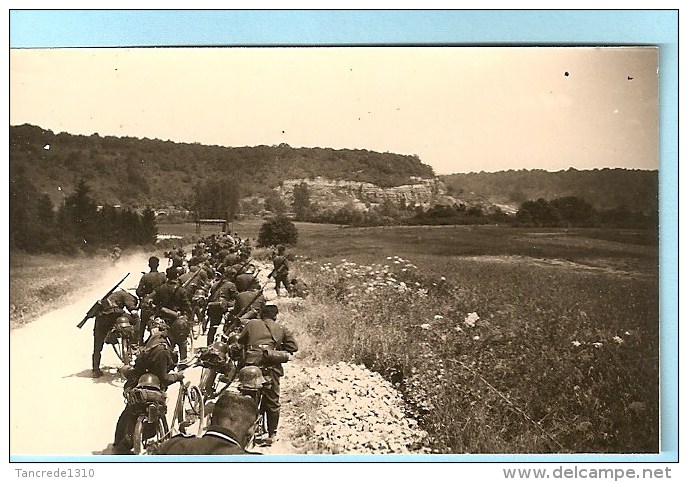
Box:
11 124 657 214
10 124 435 209
441 169 658 213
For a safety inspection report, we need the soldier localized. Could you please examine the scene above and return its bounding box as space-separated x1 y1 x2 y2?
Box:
112 321 184 455
235 270 260 293
92 289 138 378
136 256 166 344
270 245 290 296
156 392 259 455
206 270 238 345
238 304 297 446
229 288 265 324
151 267 192 362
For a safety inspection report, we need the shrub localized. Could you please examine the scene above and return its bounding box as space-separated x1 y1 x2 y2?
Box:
257 215 298 247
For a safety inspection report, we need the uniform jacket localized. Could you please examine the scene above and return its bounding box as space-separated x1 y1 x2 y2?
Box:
124 333 176 390
136 271 166 298
152 280 191 315
209 279 238 302
231 290 264 319
156 426 254 455
235 273 258 292
238 317 298 376
272 255 289 277
102 290 138 316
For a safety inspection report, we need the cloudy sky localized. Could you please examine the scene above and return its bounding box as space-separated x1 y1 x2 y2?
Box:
10 46 658 175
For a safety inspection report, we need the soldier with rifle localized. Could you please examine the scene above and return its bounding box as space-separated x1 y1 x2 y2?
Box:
150 267 192 363
92 287 138 378
269 245 291 297
238 304 297 446
206 269 238 345
136 257 166 345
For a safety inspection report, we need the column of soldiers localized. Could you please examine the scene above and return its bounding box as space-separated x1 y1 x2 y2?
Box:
99 233 300 455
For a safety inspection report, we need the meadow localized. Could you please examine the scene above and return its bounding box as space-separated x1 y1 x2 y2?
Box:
12 221 659 453
281 223 659 453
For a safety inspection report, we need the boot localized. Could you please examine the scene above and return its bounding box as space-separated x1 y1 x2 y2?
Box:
92 354 103 378
267 411 280 438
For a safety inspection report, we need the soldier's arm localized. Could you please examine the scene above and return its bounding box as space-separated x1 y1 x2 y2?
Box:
281 327 298 354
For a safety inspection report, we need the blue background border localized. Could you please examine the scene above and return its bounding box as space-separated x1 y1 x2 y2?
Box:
8 9 678 463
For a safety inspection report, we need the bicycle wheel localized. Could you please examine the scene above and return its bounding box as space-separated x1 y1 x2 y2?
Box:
113 336 131 365
186 331 194 357
199 367 217 400
186 385 205 436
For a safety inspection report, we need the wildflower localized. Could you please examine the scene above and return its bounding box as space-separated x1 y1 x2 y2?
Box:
440 335 447 342
420 323 431 330
613 336 624 344
624 331 631 336
464 312 479 328
572 340 582 347
473 335 480 341
454 326 463 332
593 342 603 348
386 256 392 260
434 315 443 320
394 260 401 264
440 276 447 281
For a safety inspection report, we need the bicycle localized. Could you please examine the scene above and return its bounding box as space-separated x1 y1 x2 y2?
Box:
170 372 205 437
126 387 170 455
105 316 136 366
236 366 270 448
190 289 207 340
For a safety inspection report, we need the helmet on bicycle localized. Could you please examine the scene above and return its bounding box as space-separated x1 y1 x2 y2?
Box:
210 341 230 357
136 373 161 390
237 366 267 390
115 315 132 327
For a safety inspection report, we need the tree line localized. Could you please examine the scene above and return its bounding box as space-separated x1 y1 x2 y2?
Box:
264 182 657 230
10 174 158 254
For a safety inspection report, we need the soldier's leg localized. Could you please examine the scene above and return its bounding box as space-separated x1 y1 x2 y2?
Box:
263 373 281 437
113 404 136 454
92 317 109 376
206 302 223 344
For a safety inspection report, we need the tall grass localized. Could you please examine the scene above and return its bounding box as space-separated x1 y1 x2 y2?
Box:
285 227 659 453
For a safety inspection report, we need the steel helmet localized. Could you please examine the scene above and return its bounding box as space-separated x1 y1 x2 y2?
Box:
210 341 230 357
136 373 161 390
115 315 132 327
237 366 267 391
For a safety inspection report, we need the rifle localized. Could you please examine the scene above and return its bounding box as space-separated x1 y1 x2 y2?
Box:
77 273 130 329
235 282 268 319
181 268 203 290
267 257 287 279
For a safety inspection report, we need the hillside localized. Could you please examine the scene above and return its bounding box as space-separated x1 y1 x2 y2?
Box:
441 169 658 213
9 124 435 209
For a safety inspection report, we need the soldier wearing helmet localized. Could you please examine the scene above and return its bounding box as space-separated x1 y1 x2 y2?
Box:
112 322 184 455
238 304 297 446
157 392 259 455
136 256 167 344
92 289 139 378
150 267 192 362
270 245 291 297
205 269 238 345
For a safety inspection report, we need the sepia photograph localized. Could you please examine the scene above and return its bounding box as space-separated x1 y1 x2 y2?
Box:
7 9 675 467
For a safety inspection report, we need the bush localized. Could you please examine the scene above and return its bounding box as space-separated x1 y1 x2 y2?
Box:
257 215 298 247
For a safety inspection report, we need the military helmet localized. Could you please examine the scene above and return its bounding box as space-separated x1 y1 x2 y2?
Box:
237 366 267 390
136 373 161 390
261 304 279 319
115 315 132 327
210 341 230 357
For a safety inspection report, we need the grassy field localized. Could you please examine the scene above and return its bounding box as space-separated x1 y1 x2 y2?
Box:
271 223 659 454
12 221 659 453
9 251 128 328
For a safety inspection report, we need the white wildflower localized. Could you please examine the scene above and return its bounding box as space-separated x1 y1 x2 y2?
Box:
440 276 447 281
572 340 582 347
420 323 431 330
593 342 603 348
464 312 480 328
434 315 443 320
473 335 480 341
613 336 624 344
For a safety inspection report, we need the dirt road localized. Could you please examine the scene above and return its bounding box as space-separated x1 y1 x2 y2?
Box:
9 254 291 456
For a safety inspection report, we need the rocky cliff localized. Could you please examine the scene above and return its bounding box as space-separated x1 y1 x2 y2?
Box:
277 177 467 212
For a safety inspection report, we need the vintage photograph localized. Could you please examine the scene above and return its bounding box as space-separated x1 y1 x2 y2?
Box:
10 45 659 457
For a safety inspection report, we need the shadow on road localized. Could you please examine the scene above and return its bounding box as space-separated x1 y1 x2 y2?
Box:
63 368 125 387
92 443 115 455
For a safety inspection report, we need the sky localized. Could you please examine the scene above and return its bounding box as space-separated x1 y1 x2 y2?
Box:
9 46 658 175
